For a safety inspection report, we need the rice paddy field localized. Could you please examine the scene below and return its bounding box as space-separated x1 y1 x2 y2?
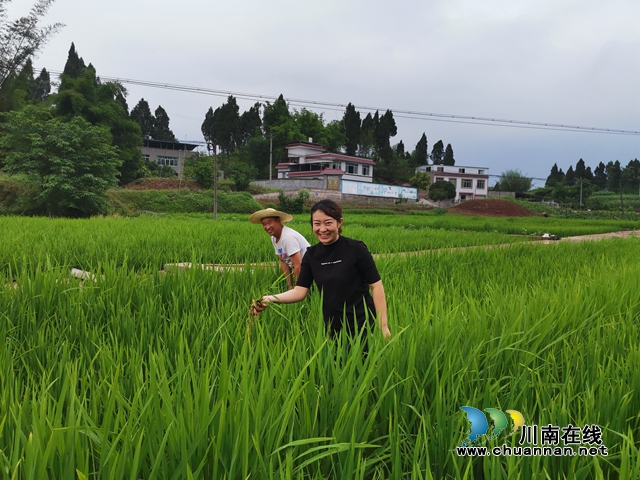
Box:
1 213 639 479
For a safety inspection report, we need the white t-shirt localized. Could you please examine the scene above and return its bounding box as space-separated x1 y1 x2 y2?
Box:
272 225 310 269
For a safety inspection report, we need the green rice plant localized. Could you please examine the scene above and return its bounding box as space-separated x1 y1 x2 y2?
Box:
0 218 639 478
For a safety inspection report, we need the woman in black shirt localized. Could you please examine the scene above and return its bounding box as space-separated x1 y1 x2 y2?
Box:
254 200 390 340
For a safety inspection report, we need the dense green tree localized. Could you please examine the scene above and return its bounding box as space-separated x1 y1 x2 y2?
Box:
55 58 142 185
227 161 257 191
430 140 444 165
30 67 50 101
0 0 63 89
565 165 575 185
395 140 405 158
0 57 33 112
152 105 176 141
130 98 154 137
593 162 607 189
574 159 587 179
496 169 532 192
443 143 455 166
409 171 431 191
239 135 270 178
239 102 261 146
262 94 290 134
213 95 241 155
545 163 564 187
358 112 375 157
61 42 85 78
375 110 397 162
621 159 640 192
414 133 428 166
606 160 621 191
429 180 456 201
0 105 120 216
182 152 215 189
201 107 214 143
342 103 361 156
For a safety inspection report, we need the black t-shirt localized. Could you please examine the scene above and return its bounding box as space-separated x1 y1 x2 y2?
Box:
296 236 381 334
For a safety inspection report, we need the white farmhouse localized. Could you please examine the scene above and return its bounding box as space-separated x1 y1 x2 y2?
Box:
415 164 489 201
276 141 375 190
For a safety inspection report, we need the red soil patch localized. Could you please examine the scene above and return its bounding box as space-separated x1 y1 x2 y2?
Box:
125 178 202 190
448 199 531 217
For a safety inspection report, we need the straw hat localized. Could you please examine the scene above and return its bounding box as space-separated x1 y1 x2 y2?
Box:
248 208 293 224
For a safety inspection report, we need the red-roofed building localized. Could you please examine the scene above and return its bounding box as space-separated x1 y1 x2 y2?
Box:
276 141 375 188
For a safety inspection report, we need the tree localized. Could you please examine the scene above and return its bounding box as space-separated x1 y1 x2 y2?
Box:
565 165 575 186
262 94 290 133
545 163 564 187
130 98 155 137
30 67 50 101
0 105 120 216
227 161 257 191
621 159 640 192
395 140 405 158
430 140 444 165
414 133 428 166
358 112 375 157
342 103 360 156
0 0 63 89
574 158 587 179
443 143 455 166
593 162 607 189
182 152 214 189
409 171 431 191
61 42 85 78
496 169 532 192
375 109 397 162
54 56 142 185
152 105 176 141
429 180 456 201
606 160 621 191
239 102 261 146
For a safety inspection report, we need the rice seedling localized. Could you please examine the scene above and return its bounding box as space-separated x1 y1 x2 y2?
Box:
0 215 638 478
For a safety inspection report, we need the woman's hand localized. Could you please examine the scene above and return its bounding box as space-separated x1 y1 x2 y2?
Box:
380 324 391 340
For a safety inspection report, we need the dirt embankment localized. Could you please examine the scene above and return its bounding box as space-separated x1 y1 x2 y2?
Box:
125 178 202 190
448 199 531 217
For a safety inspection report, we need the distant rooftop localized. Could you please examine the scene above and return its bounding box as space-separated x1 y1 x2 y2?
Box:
143 138 202 151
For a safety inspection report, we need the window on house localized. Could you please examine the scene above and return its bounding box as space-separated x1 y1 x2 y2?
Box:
462 179 472 188
436 166 444 172
477 180 485 189
425 166 432 172
362 165 369 176
157 155 179 167
478 169 485 174
346 163 357 174
449 179 456 187
142 154 150 162
458 168 465 173
436 177 444 182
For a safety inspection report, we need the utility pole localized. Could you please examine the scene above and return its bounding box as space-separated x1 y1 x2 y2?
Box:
207 141 218 220
269 132 273 185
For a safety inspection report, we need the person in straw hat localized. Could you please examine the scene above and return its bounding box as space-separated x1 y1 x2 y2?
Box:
249 207 310 289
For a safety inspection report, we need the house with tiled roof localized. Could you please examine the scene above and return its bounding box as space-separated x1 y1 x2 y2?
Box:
276 140 375 189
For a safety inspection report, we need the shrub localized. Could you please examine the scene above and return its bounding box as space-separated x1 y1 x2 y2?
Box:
277 190 310 214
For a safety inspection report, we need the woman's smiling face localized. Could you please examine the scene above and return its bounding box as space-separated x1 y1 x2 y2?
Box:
312 210 343 245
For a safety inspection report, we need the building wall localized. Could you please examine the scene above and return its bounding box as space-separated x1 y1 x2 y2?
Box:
252 179 327 191
140 146 196 176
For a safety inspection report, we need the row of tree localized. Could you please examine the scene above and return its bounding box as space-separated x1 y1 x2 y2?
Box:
196 95 458 187
545 159 640 193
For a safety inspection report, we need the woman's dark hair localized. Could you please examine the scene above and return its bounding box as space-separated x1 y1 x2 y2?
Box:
310 199 343 234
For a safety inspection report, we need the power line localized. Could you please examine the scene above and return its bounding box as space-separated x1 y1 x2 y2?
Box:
44 69 640 136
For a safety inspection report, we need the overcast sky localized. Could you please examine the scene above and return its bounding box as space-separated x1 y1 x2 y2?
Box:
13 0 640 186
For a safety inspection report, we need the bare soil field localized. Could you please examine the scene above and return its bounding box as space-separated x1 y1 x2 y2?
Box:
448 199 531 217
